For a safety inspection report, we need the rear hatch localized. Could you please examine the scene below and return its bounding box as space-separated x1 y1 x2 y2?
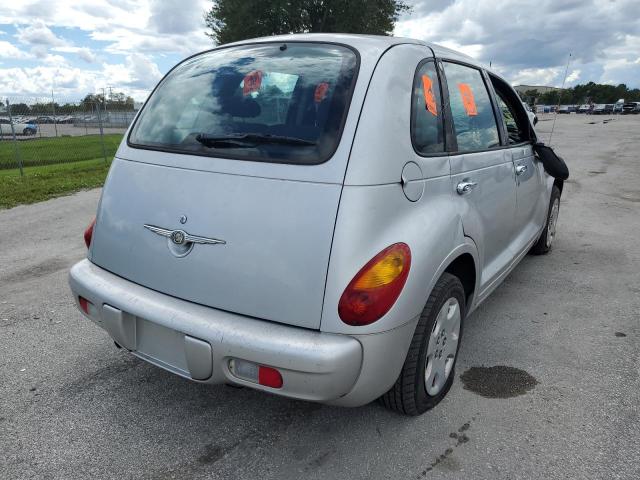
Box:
90 42 360 330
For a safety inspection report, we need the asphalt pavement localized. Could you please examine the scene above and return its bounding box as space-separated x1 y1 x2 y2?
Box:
1 114 638 479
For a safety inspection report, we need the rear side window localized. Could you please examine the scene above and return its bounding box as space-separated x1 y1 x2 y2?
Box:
442 62 500 152
129 43 358 165
411 61 445 154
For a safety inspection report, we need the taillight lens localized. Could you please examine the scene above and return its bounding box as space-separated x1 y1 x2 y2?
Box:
338 243 411 326
84 217 96 248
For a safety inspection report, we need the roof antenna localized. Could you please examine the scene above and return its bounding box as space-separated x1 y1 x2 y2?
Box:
548 53 572 146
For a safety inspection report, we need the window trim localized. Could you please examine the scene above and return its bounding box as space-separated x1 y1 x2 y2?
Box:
437 58 507 156
486 71 537 147
409 58 448 157
125 40 361 166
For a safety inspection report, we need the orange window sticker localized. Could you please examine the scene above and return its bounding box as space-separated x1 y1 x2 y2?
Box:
242 70 263 96
457 83 478 116
314 82 330 103
421 74 438 116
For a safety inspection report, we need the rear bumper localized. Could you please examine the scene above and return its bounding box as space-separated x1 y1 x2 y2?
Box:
69 259 364 403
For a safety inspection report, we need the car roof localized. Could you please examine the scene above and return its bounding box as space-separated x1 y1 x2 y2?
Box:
222 33 485 70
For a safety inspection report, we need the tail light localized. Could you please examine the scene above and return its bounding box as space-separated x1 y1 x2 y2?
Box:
338 243 411 326
84 217 96 248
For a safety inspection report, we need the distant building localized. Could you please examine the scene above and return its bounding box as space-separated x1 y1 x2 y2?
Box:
514 85 560 95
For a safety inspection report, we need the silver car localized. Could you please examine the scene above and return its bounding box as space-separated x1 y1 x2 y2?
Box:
69 34 562 415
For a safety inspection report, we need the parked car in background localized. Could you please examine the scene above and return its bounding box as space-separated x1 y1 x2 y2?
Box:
69 34 564 416
592 104 613 114
614 100 625 113
622 102 640 114
558 105 571 114
34 116 56 124
577 104 591 114
0 118 38 135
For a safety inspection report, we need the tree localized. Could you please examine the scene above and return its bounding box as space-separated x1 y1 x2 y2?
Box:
9 102 30 115
526 83 640 105
80 92 135 111
205 0 411 45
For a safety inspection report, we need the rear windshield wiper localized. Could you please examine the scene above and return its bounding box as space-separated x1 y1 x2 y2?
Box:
195 133 316 148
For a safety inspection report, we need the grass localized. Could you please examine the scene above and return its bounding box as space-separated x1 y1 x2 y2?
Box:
0 134 122 169
0 158 112 209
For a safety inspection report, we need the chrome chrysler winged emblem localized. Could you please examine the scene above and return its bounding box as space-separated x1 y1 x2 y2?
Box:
143 224 226 246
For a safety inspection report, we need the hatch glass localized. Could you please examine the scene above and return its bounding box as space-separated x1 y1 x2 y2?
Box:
129 43 358 165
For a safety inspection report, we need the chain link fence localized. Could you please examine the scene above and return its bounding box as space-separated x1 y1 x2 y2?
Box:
0 96 137 175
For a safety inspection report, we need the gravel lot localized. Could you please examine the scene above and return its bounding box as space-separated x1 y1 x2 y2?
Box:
1 114 638 479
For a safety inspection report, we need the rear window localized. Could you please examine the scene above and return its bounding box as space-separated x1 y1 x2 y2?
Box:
129 43 358 165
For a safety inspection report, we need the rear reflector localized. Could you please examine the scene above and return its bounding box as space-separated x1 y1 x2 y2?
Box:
258 366 283 389
78 296 93 315
229 359 283 389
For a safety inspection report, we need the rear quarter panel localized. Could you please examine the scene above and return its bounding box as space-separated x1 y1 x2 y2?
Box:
320 181 466 334
321 44 477 334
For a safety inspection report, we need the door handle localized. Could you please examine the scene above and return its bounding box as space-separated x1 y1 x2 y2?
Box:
515 165 528 176
456 181 478 195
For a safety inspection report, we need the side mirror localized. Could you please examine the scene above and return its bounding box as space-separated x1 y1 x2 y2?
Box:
533 116 538 126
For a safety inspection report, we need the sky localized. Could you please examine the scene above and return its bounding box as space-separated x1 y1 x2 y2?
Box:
0 0 639 102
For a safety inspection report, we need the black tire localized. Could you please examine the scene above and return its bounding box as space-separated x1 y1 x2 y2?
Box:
530 185 561 255
379 273 466 416
23 128 30 135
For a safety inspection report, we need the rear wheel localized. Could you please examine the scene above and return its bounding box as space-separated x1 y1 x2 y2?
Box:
530 185 561 255
379 273 465 415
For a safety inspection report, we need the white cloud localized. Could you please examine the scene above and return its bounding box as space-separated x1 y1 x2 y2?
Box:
0 0 214 100
53 46 97 63
42 54 68 66
508 67 563 86
0 52 162 101
2 0 212 56
77 47 96 63
566 69 581 83
102 53 163 90
147 0 207 35
0 65 96 101
15 21 67 47
398 0 640 87
0 40 30 59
